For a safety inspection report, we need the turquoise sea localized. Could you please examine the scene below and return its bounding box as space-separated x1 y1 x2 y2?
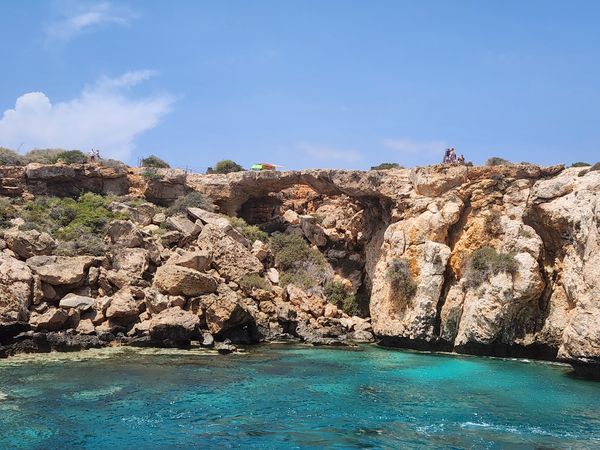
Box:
0 344 599 449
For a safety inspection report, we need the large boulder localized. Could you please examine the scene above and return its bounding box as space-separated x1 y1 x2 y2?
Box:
108 247 150 287
166 249 211 272
153 264 217 296
29 307 68 331
148 307 200 342
3 229 55 259
59 293 96 311
165 215 202 238
107 220 144 247
105 290 140 324
203 285 254 337
26 255 97 286
0 253 33 325
197 223 262 281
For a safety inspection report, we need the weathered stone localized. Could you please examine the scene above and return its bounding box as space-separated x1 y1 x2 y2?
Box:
3 229 55 259
203 286 254 336
105 290 140 324
29 308 68 331
197 223 262 281
26 255 96 286
0 253 33 325
165 215 202 237
107 220 144 247
59 293 95 311
166 249 211 272
153 265 217 296
148 307 200 342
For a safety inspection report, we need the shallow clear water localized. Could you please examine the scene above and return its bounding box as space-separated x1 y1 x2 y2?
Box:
0 344 599 449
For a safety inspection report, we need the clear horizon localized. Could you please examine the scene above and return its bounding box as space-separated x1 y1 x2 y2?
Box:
0 1 599 170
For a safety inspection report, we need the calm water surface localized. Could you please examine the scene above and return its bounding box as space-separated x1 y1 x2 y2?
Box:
0 344 598 449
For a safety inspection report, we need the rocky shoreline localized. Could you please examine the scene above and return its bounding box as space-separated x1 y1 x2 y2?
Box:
1 162 599 379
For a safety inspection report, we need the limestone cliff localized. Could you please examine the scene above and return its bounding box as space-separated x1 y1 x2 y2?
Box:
0 162 598 377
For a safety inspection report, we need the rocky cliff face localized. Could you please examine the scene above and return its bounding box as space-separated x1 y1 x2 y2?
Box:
1 162 599 377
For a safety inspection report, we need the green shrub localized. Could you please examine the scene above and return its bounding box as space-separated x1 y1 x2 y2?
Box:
270 234 325 271
212 160 244 174
142 167 162 181
485 157 511 166
23 149 64 164
0 147 25 165
167 191 214 215
238 273 270 291
141 155 170 168
323 281 359 316
464 247 518 288
578 169 589 177
99 158 127 169
386 258 417 298
571 162 591 168
590 162 600 172
229 217 268 243
20 193 126 252
271 233 327 289
55 150 87 164
370 162 401 170
53 234 108 257
0 198 17 228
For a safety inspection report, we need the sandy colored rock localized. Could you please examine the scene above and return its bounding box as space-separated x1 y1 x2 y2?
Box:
3 229 55 259
107 220 144 247
26 255 96 286
148 307 200 342
154 264 217 296
0 253 33 324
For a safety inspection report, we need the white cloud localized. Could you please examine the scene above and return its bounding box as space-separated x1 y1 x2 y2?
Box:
0 70 173 161
46 1 136 41
383 138 447 154
298 143 363 162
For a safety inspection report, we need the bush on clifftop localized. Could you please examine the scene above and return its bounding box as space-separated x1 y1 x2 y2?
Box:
370 162 401 170
0 147 25 166
571 162 591 167
486 157 512 166
210 160 244 174
141 155 170 168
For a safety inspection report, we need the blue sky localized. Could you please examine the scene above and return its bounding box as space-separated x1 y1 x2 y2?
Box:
0 0 598 170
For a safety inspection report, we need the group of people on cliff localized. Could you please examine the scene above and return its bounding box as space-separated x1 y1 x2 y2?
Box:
443 147 465 165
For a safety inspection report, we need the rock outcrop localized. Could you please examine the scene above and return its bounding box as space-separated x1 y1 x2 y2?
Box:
2 161 600 378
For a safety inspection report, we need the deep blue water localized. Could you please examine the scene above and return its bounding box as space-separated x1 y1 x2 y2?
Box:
0 344 599 449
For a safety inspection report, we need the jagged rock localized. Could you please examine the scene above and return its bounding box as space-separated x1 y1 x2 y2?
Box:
107 220 144 247
29 308 68 331
153 264 217 296
0 253 33 325
3 229 55 259
109 247 150 287
214 341 236 354
201 331 215 347
109 201 156 226
105 290 140 324
59 294 95 311
160 231 183 247
286 285 327 318
187 208 249 246
76 319 95 335
197 223 262 281
166 249 211 272
26 255 97 286
266 268 279 284
282 209 300 224
203 285 254 337
152 212 166 225
165 215 202 237
148 307 200 342
299 215 328 247
251 240 270 261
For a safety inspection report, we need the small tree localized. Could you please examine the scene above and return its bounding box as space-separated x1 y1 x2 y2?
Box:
55 150 87 164
0 147 25 166
213 160 244 174
141 155 170 168
464 247 518 288
486 157 511 166
371 162 401 170
24 149 64 164
386 258 417 298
